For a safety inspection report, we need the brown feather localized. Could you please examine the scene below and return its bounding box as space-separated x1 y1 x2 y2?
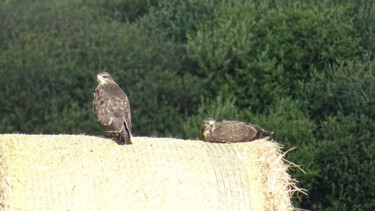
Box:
93 73 132 145
201 118 272 143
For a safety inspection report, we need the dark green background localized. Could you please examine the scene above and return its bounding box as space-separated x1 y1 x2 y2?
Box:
1 0 374 209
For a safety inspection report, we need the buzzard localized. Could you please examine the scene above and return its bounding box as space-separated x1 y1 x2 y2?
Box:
93 72 132 145
201 117 273 143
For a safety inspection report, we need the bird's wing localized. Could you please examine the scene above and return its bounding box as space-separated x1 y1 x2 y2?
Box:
247 123 273 138
93 85 124 133
209 121 258 142
105 86 131 134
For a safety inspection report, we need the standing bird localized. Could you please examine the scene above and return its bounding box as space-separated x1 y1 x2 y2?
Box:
201 117 273 143
93 72 132 145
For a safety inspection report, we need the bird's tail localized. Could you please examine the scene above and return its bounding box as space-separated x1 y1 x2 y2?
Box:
249 123 273 138
263 130 273 138
120 129 132 145
112 129 132 145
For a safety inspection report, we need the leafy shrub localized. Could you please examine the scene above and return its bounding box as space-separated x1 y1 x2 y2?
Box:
302 56 375 121
0 0 205 137
85 0 159 22
187 1 363 111
303 114 375 210
0 1 109 133
138 0 240 41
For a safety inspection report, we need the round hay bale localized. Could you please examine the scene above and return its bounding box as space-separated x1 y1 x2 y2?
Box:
0 134 302 210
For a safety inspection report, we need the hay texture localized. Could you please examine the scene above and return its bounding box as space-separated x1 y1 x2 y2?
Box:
0 134 302 210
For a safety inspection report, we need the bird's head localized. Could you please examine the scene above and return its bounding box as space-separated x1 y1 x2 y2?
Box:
97 72 114 85
201 117 216 133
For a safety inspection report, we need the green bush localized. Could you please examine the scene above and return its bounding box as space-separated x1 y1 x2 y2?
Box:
187 1 363 111
297 57 375 210
138 0 240 41
88 0 159 22
0 0 205 137
0 1 110 133
303 114 375 210
300 56 375 124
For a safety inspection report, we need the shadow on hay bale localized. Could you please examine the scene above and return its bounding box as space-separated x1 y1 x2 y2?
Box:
0 134 304 210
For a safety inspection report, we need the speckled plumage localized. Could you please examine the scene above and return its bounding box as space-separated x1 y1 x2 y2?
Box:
93 72 132 145
201 117 273 143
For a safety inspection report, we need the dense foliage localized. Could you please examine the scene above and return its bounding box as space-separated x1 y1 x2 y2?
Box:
0 0 374 209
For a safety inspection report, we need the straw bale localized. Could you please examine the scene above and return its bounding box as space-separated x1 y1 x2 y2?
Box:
0 134 303 210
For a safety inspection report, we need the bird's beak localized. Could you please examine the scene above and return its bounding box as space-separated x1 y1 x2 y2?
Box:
208 120 215 126
97 76 104 85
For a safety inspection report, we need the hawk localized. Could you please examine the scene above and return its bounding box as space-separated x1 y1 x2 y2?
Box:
201 117 273 143
93 72 132 145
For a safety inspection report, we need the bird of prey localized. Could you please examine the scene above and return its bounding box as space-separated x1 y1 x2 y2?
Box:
201 117 273 143
93 72 132 145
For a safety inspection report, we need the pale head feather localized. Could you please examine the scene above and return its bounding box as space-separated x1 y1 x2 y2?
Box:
201 117 216 135
97 72 114 85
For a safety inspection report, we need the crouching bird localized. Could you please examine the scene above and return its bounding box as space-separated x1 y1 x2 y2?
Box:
201 117 273 143
93 72 132 145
